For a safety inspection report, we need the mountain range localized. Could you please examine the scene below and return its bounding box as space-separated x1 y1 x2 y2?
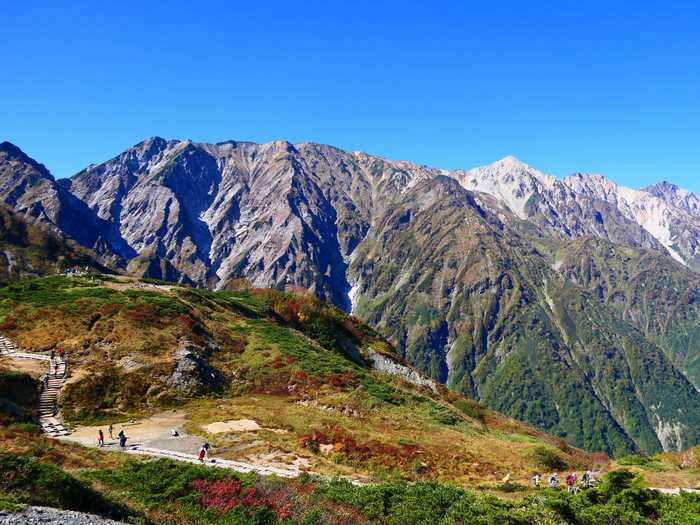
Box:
2 137 700 457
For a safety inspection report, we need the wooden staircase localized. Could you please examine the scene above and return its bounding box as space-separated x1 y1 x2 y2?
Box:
0 335 70 437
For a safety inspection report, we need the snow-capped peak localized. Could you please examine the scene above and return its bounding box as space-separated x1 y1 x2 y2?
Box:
452 156 556 219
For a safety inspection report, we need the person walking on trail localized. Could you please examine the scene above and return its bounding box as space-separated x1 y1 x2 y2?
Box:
98 429 105 447
50 349 55 361
549 473 559 488
198 445 206 463
566 473 577 493
108 424 114 440
531 472 541 488
203 442 210 460
42 374 49 389
118 429 127 450
58 347 65 362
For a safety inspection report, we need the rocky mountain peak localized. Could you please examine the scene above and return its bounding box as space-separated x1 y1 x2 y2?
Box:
453 156 555 219
0 141 54 181
644 181 700 217
493 155 530 170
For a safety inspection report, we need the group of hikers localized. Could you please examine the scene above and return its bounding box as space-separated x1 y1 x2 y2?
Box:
64 266 91 277
42 347 66 383
95 424 210 464
96 424 128 449
531 471 597 493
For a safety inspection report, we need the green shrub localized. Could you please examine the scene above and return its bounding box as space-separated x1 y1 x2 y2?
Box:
0 368 38 425
531 446 567 470
0 452 130 519
452 398 487 422
617 454 651 466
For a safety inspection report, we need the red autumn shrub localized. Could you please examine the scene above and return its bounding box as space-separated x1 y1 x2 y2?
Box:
191 478 242 514
271 355 284 369
325 371 354 388
124 303 160 326
191 478 297 519
293 369 308 382
299 425 422 468
0 314 15 330
99 303 121 317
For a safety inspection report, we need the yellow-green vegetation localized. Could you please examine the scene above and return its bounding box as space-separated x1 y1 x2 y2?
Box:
0 275 592 484
609 447 700 491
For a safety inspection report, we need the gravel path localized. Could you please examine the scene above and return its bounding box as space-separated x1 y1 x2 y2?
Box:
0 506 128 525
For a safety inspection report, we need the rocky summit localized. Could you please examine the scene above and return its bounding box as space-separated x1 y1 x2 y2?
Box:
2 138 700 456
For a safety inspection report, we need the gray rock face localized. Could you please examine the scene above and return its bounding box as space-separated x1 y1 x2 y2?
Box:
165 338 222 393
366 348 438 393
57 138 441 307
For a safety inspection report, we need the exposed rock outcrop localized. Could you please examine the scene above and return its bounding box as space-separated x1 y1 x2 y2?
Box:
165 338 223 394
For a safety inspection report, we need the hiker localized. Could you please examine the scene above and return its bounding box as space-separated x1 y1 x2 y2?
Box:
98 429 105 447
108 424 114 440
198 445 206 463
566 473 577 493
531 472 541 488
58 347 65 362
170 428 179 437
549 473 559 488
203 442 210 460
581 470 590 487
118 429 127 449
42 374 49 388
50 349 55 361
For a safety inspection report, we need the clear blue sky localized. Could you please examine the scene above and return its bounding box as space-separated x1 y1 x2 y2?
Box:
2 1 699 192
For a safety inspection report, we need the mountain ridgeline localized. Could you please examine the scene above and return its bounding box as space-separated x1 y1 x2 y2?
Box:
2 138 700 457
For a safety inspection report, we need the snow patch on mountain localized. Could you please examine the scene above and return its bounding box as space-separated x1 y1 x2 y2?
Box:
347 282 360 314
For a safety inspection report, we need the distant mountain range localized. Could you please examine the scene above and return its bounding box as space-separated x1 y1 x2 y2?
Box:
2 137 700 457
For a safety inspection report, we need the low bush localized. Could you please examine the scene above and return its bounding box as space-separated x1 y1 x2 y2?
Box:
0 452 131 520
0 368 38 425
532 446 567 470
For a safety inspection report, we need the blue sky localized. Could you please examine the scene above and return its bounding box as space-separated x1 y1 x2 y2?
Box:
2 1 699 192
